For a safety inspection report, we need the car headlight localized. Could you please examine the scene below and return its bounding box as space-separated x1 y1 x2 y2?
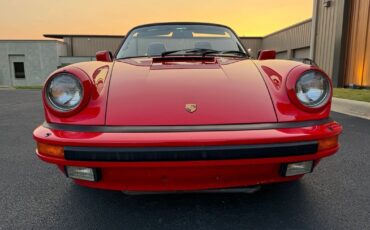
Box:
46 73 83 111
295 71 331 108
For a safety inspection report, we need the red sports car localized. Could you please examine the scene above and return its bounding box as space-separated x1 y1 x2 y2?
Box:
33 22 342 193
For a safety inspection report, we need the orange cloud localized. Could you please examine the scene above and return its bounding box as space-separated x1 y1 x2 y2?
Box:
0 0 313 39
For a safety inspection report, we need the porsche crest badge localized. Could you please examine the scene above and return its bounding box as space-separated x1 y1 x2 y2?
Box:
185 104 197 113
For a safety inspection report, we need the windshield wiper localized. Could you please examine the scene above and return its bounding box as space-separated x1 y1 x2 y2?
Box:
161 48 218 57
161 49 187 57
161 49 247 58
220 50 247 57
186 49 219 57
186 50 247 57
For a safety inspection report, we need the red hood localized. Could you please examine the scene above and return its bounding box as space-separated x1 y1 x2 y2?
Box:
106 57 277 125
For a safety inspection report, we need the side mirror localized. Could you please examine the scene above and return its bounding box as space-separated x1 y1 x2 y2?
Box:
96 50 113 62
258 50 276 60
246 48 253 58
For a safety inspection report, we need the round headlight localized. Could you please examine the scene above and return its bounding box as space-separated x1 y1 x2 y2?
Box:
295 71 331 108
46 73 83 111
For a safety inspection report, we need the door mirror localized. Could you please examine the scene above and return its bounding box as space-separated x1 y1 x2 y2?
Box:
96 51 113 62
246 48 253 58
258 50 276 60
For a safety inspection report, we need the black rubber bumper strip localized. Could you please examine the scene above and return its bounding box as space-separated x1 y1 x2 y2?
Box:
43 118 333 133
64 141 318 162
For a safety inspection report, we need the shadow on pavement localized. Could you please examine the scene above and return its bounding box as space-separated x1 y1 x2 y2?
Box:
56 180 326 229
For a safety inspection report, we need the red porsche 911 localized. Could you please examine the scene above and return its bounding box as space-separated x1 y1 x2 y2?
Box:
33 23 342 193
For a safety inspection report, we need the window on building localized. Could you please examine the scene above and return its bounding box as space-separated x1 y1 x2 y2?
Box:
14 62 25 79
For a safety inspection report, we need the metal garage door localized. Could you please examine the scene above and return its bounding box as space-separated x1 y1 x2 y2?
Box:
293 47 310 59
276 51 288 59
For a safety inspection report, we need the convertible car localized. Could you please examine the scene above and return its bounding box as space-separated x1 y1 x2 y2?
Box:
33 22 342 193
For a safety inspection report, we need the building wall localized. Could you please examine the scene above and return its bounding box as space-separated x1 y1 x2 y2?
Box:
293 47 311 59
239 37 262 58
63 37 73 56
0 41 66 86
312 0 338 78
51 20 312 62
262 19 312 59
63 37 123 56
276 51 289 59
2 3 365 88
0 19 317 87
57 20 311 61
344 0 370 87
239 20 312 60
59 56 95 67
311 0 350 87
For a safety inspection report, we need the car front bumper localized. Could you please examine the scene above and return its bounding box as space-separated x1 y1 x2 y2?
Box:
33 119 342 192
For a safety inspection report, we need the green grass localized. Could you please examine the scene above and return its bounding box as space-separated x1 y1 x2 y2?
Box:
333 88 370 103
14 86 43 90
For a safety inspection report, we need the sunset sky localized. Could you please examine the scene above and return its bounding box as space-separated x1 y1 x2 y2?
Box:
0 0 313 39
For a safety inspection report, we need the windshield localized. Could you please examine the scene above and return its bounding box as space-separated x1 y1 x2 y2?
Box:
116 24 246 59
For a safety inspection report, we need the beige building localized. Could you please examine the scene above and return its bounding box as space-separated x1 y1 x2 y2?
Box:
1 0 370 88
311 0 370 88
43 20 313 68
43 34 123 57
0 40 67 86
239 19 312 60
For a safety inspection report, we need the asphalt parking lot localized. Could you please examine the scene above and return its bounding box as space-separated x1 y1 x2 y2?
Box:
0 89 369 230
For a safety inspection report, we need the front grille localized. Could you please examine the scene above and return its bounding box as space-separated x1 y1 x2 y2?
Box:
64 141 318 162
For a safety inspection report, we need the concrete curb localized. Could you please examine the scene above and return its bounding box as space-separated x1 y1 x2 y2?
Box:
0 87 14 90
331 97 370 120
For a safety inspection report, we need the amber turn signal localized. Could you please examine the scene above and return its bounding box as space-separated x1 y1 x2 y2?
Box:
37 142 64 158
318 136 338 151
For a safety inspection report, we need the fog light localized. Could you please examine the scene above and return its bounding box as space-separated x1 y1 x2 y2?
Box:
281 161 313 177
65 166 99 181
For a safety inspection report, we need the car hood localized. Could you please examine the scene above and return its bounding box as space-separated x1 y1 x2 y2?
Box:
106 57 277 125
